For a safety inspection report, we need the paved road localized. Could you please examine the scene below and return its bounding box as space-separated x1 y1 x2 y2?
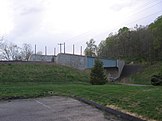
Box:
0 96 122 121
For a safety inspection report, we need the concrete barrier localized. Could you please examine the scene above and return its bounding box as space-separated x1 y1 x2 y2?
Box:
116 60 125 80
29 54 56 62
56 53 86 70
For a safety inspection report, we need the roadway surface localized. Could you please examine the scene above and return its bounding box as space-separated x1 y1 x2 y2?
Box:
0 96 122 121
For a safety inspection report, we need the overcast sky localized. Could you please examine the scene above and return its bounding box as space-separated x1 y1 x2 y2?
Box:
0 0 162 55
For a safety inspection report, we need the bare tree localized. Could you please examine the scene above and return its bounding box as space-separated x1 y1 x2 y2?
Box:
0 42 21 61
21 43 33 61
0 37 4 60
0 36 3 45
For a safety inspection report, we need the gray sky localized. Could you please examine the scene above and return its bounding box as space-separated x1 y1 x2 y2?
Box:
0 0 162 55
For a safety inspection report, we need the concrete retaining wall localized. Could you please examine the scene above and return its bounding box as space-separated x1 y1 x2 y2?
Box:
29 53 125 80
120 64 144 78
105 67 118 81
116 60 125 79
29 54 56 62
56 53 86 70
86 57 117 69
56 54 118 70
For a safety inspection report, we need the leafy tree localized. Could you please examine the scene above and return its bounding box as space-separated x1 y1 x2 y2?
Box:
98 16 162 63
98 40 106 57
84 39 97 57
149 15 162 61
90 58 107 85
117 27 130 58
97 22 157 63
98 33 119 58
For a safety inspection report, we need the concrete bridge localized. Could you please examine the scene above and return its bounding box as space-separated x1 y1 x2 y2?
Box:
29 53 125 80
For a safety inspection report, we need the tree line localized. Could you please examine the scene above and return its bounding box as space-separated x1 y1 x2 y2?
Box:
85 15 162 63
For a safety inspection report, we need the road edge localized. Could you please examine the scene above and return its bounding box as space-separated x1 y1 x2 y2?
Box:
74 96 146 121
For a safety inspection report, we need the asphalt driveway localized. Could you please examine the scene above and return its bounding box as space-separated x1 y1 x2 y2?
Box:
0 96 122 121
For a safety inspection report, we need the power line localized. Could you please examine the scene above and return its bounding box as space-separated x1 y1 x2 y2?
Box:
126 10 162 26
92 10 162 40
136 0 162 11
62 1 162 47
65 30 93 42
92 0 162 38
127 0 162 18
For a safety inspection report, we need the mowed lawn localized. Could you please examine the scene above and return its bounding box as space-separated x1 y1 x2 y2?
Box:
0 63 162 121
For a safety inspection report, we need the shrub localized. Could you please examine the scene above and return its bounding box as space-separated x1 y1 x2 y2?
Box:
90 58 107 85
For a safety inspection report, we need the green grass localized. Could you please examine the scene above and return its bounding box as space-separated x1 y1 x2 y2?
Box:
0 63 89 84
0 63 162 121
130 62 162 85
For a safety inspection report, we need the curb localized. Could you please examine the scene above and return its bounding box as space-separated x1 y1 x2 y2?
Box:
74 97 146 121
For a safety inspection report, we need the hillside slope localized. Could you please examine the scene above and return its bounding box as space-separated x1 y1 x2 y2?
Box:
0 62 89 84
130 62 162 85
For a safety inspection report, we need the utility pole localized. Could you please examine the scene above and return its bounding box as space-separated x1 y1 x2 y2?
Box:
45 46 47 55
64 42 65 53
54 48 56 56
58 43 63 53
80 46 82 55
35 44 37 55
73 44 75 55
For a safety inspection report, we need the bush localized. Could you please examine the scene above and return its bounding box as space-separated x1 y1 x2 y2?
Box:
90 58 107 85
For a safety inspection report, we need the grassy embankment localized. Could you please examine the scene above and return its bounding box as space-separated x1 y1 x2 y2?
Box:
0 62 162 121
130 62 162 85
